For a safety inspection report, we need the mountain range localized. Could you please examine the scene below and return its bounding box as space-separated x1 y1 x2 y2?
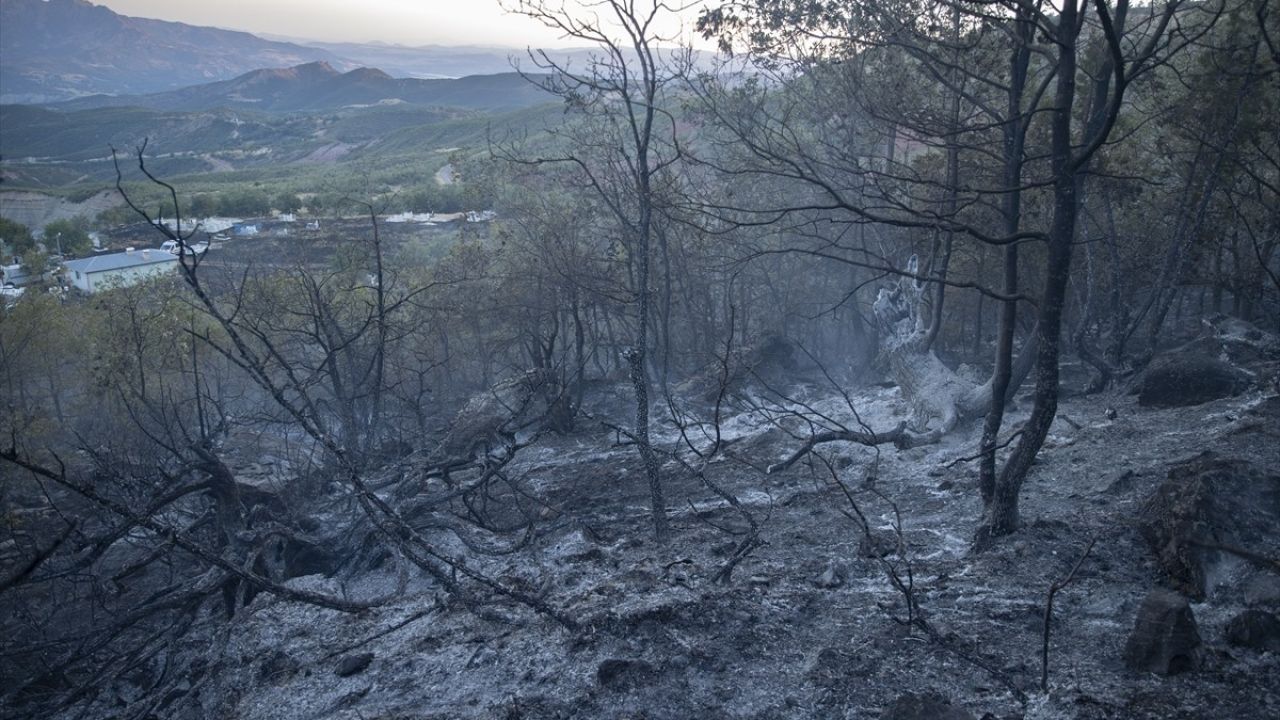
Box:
1 0 712 104
49 62 552 114
0 0 357 103
289 40 699 83
0 0 601 195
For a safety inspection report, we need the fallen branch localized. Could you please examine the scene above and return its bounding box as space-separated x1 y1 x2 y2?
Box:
1042 537 1097 692
320 605 441 663
945 428 1025 469
820 455 1027 706
767 422 920 474
1 449 379 614
0 519 77 595
1189 539 1280 575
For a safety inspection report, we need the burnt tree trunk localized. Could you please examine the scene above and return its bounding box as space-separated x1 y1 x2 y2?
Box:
976 0 1086 543
979 4 1032 514
873 256 1036 442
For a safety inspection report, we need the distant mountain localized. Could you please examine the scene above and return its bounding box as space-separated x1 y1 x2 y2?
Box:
49 62 554 113
0 0 354 103
303 40 718 82
290 42 524 80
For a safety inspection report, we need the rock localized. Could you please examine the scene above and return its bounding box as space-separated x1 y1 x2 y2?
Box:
1243 575 1280 606
1105 469 1139 496
814 561 844 589
1137 453 1280 599
434 369 556 461
333 687 370 707
595 658 657 690
1133 352 1249 408
675 334 812 404
0 538 20 564
881 691 975 720
1225 609 1280 653
334 652 374 677
1122 588 1201 675
1202 314 1280 366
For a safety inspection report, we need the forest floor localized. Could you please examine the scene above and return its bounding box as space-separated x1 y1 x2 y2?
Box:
84 362 1280 720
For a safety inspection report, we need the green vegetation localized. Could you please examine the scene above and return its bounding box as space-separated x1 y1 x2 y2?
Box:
42 217 92 255
0 100 560 204
214 187 272 217
0 217 34 255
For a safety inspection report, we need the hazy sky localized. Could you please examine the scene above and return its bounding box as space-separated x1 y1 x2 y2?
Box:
96 0 705 49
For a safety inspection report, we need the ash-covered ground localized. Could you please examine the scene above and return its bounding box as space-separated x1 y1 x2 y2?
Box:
42 359 1277 720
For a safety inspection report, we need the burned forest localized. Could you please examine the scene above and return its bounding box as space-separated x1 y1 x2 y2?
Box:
2 1 1279 718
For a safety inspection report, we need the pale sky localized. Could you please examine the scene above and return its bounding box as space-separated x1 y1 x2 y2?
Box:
96 0 707 49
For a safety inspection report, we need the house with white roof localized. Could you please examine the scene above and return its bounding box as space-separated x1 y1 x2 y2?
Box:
63 248 179 293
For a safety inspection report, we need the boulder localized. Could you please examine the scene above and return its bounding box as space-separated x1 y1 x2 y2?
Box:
334 652 374 678
1122 588 1201 675
1201 314 1280 366
434 369 556 461
1137 453 1280 599
881 692 975 720
1133 352 1249 408
1225 609 1280 653
676 334 810 404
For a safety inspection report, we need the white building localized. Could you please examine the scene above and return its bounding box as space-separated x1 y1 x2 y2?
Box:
386 211 435 224
63 248 178 293
1 261 35 287
199 217 240 234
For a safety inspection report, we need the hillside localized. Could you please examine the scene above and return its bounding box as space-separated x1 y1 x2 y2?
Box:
0 99 562 198
3 321 1278 718
0 0 353 103
170 383 1280 719
0 61 561 191
49 63 555 114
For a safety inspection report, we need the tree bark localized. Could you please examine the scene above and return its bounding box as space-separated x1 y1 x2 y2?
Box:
977 0 1082 543
874 256 1036 440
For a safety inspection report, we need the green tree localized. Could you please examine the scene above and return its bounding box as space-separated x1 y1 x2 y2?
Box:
188 194 220 218
217 188 270 217
43 217 92 256
0 217 34 255
96 204 139 226
274 191 303 214
19 248 50 281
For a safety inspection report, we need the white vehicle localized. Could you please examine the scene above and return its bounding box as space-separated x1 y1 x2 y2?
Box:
160 240 210 256
1 283 24 307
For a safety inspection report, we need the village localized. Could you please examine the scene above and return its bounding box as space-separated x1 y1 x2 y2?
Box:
0 209 498 304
